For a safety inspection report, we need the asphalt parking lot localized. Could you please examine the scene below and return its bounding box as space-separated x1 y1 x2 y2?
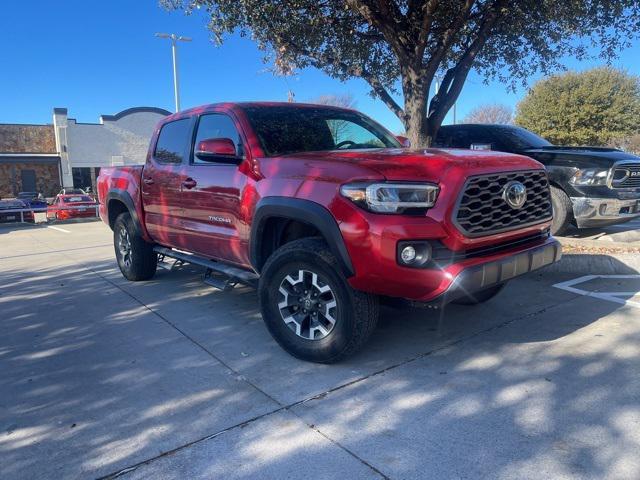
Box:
1 222 639 479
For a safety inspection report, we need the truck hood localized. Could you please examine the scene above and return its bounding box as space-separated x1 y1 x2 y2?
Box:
282 148 543 182
522 146 640 169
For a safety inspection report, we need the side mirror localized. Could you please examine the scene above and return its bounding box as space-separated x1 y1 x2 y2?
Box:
195 138 240 163
396 135 411 148
470 143 492 151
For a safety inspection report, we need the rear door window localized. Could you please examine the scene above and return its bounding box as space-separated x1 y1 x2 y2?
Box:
154 119 192 164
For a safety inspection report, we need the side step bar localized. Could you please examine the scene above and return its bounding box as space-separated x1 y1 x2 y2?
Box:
153 246 259 289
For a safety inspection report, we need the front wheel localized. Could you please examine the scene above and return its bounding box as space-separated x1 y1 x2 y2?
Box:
452 283 506 305
113 212 157 281
259 238 379 363
550 186 573 236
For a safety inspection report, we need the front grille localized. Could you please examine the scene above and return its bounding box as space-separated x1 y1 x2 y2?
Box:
454 170 552 237
611 163 640 188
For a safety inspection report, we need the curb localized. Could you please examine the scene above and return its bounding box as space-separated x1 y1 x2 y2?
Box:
542 252 640 275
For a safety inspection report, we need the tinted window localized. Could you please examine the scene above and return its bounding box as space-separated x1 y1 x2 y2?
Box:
154 119 191 164
433 127 468 148
434 126 496 149
193 114 242 164
490 126 552 150
243 106 400 156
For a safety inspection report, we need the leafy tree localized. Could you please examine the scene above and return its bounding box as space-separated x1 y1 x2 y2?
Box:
516 68 640 146
164 0 640 147
463 103 512 124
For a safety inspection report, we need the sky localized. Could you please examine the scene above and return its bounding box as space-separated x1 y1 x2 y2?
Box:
1 0 639 133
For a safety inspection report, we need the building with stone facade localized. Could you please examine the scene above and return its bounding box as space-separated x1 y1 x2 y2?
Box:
0 124 61 198
0 106 170 198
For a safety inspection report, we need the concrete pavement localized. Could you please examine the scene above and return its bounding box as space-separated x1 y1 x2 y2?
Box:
559 218 640 244
1 222 639 479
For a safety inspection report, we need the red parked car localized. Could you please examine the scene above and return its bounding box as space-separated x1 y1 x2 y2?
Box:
47 194 98 221
98 102 561 363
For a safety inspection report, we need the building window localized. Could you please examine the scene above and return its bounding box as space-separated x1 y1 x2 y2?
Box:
72 167 100 193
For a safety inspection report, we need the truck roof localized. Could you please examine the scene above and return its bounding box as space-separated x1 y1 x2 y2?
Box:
164 101 358 121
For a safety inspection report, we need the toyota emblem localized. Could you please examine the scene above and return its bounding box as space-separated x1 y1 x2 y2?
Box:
502 181 527 210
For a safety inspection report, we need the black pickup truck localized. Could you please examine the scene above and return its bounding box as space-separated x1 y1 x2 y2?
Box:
434 124 640 235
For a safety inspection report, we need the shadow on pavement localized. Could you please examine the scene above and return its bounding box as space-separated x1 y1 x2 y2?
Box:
2 253 638 478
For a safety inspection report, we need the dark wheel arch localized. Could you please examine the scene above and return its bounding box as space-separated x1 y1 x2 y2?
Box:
106 190 144 235
250 197 355 277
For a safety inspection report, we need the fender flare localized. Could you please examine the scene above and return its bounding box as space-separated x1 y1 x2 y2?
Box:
106 189 145 236
250 197 354 277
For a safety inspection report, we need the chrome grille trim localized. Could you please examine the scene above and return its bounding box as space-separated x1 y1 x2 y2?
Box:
610 161 640 189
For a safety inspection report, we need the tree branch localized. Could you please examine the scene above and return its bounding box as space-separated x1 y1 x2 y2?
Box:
429 0 507 126
413 0 439 62
278 37 405 121
345 0 412 63
423 0 476 79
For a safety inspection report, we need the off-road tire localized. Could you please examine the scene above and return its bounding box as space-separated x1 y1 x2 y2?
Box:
259 237 379 363
452 283 506 305
550 186 573 236
113 212 157 281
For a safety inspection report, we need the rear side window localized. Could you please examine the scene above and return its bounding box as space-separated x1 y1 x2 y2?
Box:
154 119 191 164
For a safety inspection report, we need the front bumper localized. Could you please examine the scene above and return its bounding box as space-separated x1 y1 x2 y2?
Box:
348 232 561 302
428 239 562 305
571 196 640 228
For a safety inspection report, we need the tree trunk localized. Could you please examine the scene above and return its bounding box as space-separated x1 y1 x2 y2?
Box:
403 89 431 148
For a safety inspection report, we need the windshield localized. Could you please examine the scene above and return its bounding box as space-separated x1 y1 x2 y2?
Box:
491 126 552 150
243 106 400 156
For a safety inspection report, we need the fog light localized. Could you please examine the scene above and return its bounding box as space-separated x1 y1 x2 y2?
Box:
401 245 417 263
397 241 432 267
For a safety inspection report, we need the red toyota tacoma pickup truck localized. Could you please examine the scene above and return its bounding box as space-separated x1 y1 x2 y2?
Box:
98 102 561 363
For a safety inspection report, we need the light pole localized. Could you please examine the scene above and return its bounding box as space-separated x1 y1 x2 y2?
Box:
155 33 192 112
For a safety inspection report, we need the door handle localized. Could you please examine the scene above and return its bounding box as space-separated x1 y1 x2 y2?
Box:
182 178 197 189
143 177 155 185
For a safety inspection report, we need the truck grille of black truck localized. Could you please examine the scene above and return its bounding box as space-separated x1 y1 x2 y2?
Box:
611 163 640 188
454 170 552 237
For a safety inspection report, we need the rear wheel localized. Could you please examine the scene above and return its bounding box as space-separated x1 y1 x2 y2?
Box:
452 283 506 305
550 186 573 236
259 238 379 363
113 212 157 281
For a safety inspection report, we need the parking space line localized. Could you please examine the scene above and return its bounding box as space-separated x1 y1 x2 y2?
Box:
47 225 71 233
553 275 640 309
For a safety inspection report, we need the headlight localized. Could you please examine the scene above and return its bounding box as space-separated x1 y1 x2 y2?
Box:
340 182 439 214
570 168 610 186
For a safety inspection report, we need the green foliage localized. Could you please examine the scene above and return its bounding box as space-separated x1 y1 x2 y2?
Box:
516 68 640 146
163 0 640 147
